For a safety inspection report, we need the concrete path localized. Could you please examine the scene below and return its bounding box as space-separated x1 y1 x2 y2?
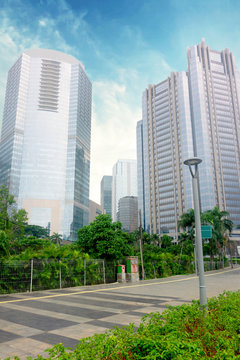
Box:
0 266 239 359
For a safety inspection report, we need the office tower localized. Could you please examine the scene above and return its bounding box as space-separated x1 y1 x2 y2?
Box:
138 39 240 237
117 196 138 232
112 159 137 221
89 200 105 223
138 72 194 237
187 39 240 224
0 49 92 240
137 120 149 232
100 175 112 216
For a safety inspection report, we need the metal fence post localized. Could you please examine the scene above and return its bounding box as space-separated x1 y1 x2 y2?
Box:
103 260 106 284
30 259 33 292
84 259 86 286
59 260 62 289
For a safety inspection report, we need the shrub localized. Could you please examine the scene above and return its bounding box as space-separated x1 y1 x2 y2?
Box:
12 290 240 360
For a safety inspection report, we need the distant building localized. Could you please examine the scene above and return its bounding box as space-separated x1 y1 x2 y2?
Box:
100 175 112 216
0 49 92 240
117 196 138 232
89 200 105 223
112 159 137 221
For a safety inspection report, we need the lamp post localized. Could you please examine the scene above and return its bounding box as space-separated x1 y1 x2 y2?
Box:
183 157 207 308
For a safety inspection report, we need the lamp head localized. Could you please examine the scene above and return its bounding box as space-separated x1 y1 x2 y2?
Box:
184 157 202 166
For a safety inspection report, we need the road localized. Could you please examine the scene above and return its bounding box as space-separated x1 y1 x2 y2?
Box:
0 266 239 359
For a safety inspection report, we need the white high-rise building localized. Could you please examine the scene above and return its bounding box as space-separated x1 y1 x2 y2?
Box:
112 159 137 221
138 72 194 236
137 39 240 236
0 49 92 240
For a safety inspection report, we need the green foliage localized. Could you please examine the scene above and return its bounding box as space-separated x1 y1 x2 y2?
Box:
0 185 28 240
179 207 234 262
0 230 10 257
20 290 240 360
202 207 233 262
11 237 52 254
76 214 134 260
25 224 49 238
178 208 195 232
0 185 15 231
161 234 172 248
50 232 63 245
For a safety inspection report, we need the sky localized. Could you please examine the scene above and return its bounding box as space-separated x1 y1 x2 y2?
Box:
1 0 240 203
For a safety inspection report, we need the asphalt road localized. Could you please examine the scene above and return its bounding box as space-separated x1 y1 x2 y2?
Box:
0 266 239 359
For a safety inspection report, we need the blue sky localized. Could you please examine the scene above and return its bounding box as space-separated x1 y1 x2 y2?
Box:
1 0 240 202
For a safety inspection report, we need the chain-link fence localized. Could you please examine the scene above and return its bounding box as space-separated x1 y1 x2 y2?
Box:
0 257 235 295
0 258 117 295
140 258 232 280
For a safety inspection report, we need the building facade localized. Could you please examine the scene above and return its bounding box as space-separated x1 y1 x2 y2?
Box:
138 73 194 237
117 196 138 232
100 175 112 216
112 159 137 221
187 39 240 223
0 49 92 240
89 200 105 223
137 39 240 237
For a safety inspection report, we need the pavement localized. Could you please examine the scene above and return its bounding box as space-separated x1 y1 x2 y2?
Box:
0 266 239 359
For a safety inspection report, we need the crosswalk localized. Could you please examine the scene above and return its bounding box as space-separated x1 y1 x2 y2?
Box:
0 281 184 359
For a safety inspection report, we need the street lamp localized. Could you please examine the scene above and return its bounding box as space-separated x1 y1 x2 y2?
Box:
184 157 207 308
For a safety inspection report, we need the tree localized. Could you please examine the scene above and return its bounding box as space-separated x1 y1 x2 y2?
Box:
75 214 133 260
0 185 15 231
0 230 10 257
161 234 172 249
178 209 195 233
10 208 28 239
50 232 63 245
0 185 28 240
25 224 49 238
201 206 233 262
178 232 194 257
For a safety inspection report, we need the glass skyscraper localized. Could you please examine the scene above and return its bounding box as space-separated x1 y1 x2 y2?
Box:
112 159 137 221
0 49 92 240
100 175 112 216
137 39 240 237
187 39 240 223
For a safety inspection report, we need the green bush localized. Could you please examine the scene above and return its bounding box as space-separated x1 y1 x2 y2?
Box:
12 290 240 360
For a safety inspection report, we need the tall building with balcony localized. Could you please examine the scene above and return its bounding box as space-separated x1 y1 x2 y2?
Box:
0 49 92 240
100 175 112 216
137 39 240 237
112 159 137 221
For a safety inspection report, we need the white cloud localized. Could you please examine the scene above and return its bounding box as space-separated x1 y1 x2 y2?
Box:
39 19 46 27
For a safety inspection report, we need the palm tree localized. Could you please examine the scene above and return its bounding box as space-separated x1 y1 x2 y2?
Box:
178 209 195 245
178 209 195 231
50 232 63 245
201 207 233 265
